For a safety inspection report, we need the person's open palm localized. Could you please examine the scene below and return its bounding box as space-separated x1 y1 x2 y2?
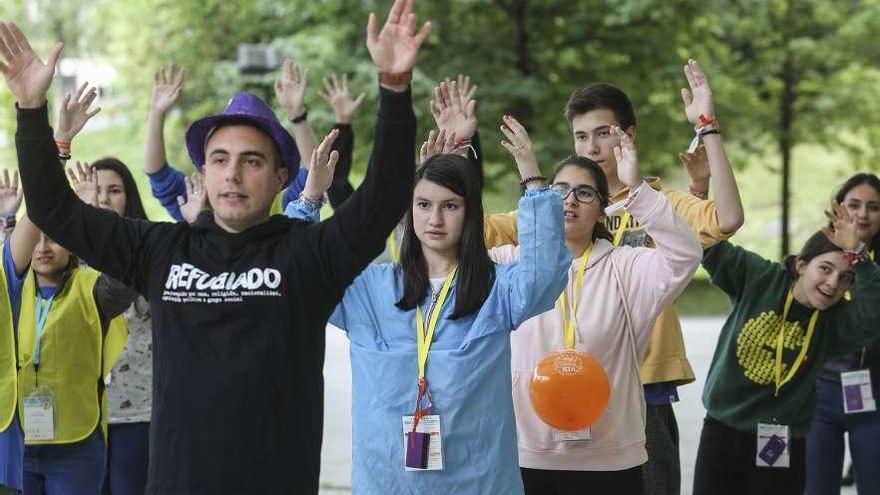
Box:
0 169 23 216
366 0 431 75
0 22 63 106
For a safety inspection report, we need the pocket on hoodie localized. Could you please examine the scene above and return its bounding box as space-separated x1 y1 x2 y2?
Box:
512 369 558 452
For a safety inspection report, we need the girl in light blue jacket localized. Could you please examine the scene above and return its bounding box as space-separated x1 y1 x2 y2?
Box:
289 116 570 494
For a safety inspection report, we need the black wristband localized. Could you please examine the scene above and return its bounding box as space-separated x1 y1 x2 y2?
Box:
699 129 721 138
290 110 308 124
2 214 15 230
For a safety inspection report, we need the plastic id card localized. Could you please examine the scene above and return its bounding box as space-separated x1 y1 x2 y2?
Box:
402 415 443 471
554 426 592 441
23 392 55 441
842 370 876 414
756 423 789 468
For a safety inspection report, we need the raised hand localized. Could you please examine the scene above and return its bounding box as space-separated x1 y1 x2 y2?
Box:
318 74 366 125
0 169 23 216
612 126 641 189
274 59 309 119
823 201 860 251
151 64 185 115
366 0 431 76
681 59 715 124
66 161 98 207
177 173 207 224
302 129 340 201
499 115 541 185
0 22 63 108
455 74 477 105
419 128 458 164
430 80 477 143
679 144 709 194
55 82 101 143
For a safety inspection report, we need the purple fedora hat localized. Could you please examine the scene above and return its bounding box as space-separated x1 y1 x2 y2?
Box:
185 92 300 186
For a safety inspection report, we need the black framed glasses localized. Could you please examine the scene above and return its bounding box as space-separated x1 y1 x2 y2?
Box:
550 183 601 204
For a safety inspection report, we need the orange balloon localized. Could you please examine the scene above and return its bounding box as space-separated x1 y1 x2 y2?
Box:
529 349 610 431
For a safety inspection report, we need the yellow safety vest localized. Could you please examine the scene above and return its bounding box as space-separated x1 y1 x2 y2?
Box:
0 259 17 431
17 267 127 444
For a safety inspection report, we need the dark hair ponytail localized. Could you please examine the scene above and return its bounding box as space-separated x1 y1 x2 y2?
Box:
549 155 613 243
396 154 495 319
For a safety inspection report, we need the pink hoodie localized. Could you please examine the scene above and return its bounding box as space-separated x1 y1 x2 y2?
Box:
491 184 701 471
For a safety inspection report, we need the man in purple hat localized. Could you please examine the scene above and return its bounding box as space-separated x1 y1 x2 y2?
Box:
0 0 430 492
185 90 300 232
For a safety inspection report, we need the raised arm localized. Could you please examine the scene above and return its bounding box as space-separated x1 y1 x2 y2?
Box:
275 58 318 170
0 168 22 242
304 0 428 291
284 130 338 224
4 22 163 289
0 169 39 276
429 78 477 163
821 203 880 351
54 81 100 164
680 145 709 199
177 172 208 224
145 64 184 175
318 73 364 207
143 65 188 221
681 59 744 235
496 115 570 325
612 130 701 340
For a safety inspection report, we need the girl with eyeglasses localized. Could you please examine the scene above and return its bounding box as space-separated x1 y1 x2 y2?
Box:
491 127 702 493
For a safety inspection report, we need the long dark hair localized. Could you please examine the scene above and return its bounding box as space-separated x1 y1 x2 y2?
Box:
92 157 148 220
549 155 613 243
834 172 880 255
395 154 495 319
783 231 843 277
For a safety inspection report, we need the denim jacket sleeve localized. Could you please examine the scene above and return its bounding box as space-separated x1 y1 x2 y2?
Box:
498 188 571 329
283 198 321 224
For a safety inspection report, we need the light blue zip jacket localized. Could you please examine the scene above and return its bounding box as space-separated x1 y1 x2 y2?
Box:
319 188 570 494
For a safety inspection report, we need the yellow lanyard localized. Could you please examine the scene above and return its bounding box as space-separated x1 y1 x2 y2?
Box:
389 232 400 262
558 245 593 349
415 268 456 380
870 250 875 262
612 212 632 247
774 288 819 396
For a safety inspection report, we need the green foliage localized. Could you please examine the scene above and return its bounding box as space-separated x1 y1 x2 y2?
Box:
2 0 880 260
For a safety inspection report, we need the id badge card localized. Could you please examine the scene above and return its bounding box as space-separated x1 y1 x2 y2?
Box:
756 423 789 468
841 370 877 414
554 426 591 441
23 391 55 441
402 415 443 471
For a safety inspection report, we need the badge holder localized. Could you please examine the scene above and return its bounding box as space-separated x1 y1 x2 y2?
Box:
402 378 443 471
841 369 876 414
23 385 55 442
756 423 789 468
554 426 591 442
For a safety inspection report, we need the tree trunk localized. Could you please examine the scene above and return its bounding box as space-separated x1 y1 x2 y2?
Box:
779 2 796 258
511 0 534 125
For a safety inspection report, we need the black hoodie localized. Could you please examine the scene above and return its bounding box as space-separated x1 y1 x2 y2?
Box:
16 87 416 494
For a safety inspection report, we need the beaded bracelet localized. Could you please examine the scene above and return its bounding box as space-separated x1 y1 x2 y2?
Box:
519 176 546 190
